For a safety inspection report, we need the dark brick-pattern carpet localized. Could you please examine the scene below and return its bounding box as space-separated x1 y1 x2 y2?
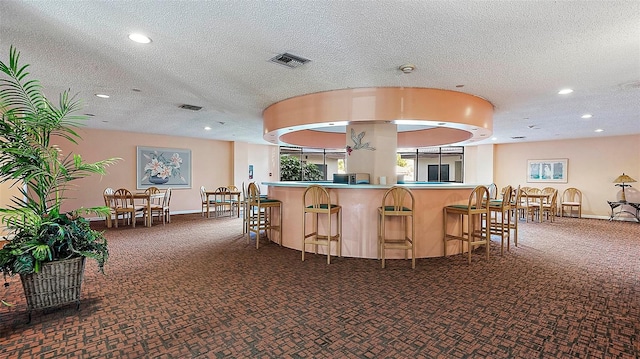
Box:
1 214 639 358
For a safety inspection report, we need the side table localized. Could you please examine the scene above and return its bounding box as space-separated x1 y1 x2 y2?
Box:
607 201 640 222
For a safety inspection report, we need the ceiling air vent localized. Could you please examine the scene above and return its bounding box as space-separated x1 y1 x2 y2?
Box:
269 52 311 69
511 136 526 140
179 104 202 111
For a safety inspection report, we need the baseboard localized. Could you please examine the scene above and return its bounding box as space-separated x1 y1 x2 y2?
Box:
86 209 202 222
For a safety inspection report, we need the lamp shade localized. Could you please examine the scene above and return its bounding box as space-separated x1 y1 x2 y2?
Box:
613 173 637 184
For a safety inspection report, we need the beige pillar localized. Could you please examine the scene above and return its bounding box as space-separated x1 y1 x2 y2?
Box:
346 123 398 185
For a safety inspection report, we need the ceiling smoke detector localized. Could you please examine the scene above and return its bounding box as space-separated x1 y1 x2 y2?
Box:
399 64 415 73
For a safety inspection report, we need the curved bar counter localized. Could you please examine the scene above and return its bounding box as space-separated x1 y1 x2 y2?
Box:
264 182 479 259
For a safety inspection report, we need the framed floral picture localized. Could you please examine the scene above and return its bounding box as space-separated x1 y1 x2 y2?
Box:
527 158 568 183
136 146 192 189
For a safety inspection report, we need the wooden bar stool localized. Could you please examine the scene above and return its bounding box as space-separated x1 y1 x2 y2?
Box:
489 185 512 255
302 185 342 264
246 182 282 249
443 185 490 264
378 186 415 269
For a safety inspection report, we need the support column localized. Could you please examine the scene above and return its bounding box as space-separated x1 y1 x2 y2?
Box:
346 123 397 185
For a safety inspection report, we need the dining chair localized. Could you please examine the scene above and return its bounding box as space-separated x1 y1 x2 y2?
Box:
163 188 172 223
378 186 415 268
112 188 140 228
143 188 169 225
541 189 558 222
227 185 241 217
145 186 162 205
520 189 541 223
302 184 342 264
487 183 498 200
560 188 582 218
200 186 215 217
541 187 556 205
103 187 116 228
213 186 233 218
443 185 490 264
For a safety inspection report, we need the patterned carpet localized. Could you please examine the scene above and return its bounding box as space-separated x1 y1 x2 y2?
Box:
1 214 638 358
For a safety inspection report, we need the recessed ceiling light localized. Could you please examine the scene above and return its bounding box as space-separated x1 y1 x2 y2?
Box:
128 33 152 44
455 85 464 88
204 126 212 131
398 64 415 73
132 88 141 92
95 94 109 98
558 88 573 95
595 129 604 132
581 114 592 119
491 137 497 141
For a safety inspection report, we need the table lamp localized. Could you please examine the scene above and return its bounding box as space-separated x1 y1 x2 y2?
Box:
613 173 637 202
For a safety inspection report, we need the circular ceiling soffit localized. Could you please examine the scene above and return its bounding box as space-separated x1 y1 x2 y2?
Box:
263 87 493 149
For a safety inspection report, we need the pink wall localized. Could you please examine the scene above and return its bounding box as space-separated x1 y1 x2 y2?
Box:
52 128 234 215
493 134 640 218
3 126 637 222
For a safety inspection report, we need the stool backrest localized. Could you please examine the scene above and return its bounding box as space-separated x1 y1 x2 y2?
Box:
381 186 414 212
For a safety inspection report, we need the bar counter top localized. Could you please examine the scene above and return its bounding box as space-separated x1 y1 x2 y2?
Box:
263 181 480 189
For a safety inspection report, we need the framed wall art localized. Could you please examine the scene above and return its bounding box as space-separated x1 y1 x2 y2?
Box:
527 158 568 183
137 146 192 189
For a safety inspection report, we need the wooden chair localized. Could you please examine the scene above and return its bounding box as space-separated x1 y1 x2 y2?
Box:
541 187 556 205
163 188 172 223
487 183 498 200
145 188 171 225
524 188 542 222
103 187 116 228
200 186 215 217
302 185 342 264
227 185 241 217
520 189 541 222
561 188 582 218
378 186 415 268
443 185 490 264
213 186 233 218
489 185 512 255
112 188 140 228
246 182 282 249
541 189 559 222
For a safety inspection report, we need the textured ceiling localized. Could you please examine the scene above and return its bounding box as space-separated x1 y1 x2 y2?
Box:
1 1 639 148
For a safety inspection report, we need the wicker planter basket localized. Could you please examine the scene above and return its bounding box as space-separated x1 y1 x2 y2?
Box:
19 256 86 322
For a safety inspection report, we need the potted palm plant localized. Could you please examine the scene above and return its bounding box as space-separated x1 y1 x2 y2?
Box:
0 46 118 321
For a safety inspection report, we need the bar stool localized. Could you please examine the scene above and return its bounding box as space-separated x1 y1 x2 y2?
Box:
443 185 490 264
246 182 282 249
378 186 415 269
302 185 342 264
489 185 512 255
509 185 521 246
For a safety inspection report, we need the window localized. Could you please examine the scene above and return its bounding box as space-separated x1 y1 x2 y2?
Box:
280 146 464 183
